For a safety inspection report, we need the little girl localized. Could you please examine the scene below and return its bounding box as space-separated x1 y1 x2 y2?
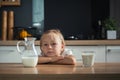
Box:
38 29 76 65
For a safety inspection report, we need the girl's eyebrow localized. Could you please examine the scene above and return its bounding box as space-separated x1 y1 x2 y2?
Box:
42 41 48 43
42 40 58 43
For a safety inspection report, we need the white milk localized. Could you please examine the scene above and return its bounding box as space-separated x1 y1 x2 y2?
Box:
82 53 95 67
22 56 38 67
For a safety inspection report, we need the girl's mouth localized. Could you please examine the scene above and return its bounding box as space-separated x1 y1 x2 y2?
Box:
47 51 54 55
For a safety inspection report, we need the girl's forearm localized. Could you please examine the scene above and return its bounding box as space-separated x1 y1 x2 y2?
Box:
38 57 52 63
54 56 76 65
38 56 63 63
38 56 76 65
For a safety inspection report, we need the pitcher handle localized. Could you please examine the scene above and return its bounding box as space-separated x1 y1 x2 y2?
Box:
17 41 25 54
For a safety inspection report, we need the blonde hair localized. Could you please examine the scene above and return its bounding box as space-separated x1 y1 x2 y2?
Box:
40 29 65 48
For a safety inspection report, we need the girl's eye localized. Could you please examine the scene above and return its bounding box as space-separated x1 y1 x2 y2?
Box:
52 43 57 45
43 44 48 46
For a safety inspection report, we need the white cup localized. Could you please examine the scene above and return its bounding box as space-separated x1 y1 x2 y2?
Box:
82 51 95 67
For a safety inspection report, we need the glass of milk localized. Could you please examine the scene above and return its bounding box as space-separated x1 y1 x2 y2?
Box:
81 51 95 67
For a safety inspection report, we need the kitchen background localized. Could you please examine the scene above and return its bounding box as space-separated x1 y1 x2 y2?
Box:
0 0 120 40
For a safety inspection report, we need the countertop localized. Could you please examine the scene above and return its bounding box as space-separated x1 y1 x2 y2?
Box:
0 63 120 80
0 40 120 46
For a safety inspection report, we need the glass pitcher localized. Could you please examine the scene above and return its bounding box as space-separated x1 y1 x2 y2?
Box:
17 37 38 67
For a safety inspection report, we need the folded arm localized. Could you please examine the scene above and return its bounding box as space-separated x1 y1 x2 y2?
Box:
38 55 76 65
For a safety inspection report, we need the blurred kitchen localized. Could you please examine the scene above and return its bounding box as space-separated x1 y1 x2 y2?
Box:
1 2 120 79
0 0 120 40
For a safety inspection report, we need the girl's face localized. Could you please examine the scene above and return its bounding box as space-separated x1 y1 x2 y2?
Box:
41 33 64 57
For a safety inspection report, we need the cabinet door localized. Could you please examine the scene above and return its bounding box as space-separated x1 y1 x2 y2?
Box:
106 46 120 62
0 46 41 63
66 46 106 62
0 46 21 63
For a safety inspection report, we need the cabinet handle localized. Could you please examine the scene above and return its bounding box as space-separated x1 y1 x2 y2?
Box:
107 49 111 52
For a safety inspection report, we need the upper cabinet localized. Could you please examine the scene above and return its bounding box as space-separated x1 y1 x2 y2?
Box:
0 0 20 7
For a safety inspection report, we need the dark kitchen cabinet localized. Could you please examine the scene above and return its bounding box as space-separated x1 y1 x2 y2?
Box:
44 0 109 40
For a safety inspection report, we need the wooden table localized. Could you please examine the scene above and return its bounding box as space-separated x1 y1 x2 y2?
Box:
0 63 120 80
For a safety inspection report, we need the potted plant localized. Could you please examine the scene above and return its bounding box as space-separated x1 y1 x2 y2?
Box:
103 18 117 39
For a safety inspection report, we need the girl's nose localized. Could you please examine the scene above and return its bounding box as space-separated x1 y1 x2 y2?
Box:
48 44 52 48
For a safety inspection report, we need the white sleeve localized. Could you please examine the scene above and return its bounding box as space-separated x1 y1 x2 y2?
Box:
62 49 73 56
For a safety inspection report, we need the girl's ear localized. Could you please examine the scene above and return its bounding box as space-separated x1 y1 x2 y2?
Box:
61 44 65 50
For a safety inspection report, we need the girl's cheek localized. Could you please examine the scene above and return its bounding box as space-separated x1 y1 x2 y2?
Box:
41 47 46 52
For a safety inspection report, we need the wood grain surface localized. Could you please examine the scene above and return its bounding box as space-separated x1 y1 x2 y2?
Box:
8 11 14 40
0 63 120 80
2 10 7 40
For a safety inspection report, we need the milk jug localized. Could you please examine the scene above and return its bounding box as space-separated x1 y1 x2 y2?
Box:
17 37 38 67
